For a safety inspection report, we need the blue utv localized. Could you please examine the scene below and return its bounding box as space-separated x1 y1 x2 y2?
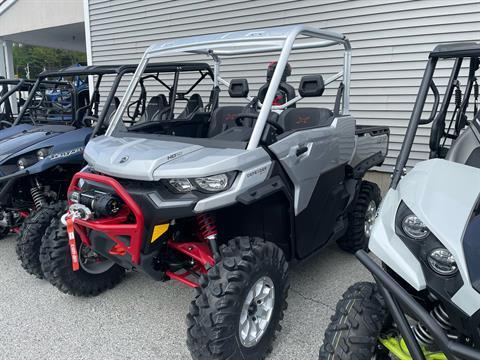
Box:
0 65 130 277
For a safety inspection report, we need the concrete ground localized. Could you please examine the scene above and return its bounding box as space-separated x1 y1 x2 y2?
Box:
0 235 372 360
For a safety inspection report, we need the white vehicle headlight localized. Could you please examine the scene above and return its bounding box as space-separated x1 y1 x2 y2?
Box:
168 178 196 193
427 248 458 276
165 172 236 194
402 214 430 240
193 174 229 193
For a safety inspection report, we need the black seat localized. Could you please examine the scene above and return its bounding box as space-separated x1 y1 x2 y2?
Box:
178 93 203 119
277 108 333 132
144 94 169 122
207 106 245 137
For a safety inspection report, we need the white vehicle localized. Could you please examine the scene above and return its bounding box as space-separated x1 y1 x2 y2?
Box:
320 43 480 360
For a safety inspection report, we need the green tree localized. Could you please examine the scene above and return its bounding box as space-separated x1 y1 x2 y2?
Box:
12 43 86 79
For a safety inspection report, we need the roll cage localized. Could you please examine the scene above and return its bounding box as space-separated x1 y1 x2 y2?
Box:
106 24 352 150
10 63 214 133
13 65 128 127
391 42 480 188
121 62 213 126
0 78 36 123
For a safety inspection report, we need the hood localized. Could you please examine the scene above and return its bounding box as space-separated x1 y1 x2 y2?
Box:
399 159 480 248
0 124 76 160
84 136 204 181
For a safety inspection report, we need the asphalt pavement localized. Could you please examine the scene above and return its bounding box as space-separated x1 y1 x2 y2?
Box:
0 235 373 360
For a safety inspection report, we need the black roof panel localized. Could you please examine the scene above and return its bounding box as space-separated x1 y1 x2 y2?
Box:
38 62 213 78
430 42 480 58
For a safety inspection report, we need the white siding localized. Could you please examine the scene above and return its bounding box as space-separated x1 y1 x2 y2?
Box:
86 0 480 170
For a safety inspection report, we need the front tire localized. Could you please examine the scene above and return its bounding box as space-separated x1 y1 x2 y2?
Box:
16 201 66 278
187 237 289 360
338 180 381 253
319 282 389 360
40 214 126 296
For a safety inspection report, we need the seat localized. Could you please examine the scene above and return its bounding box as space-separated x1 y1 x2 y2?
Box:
277 108 333 132
178 93 203 119
207 106 245 137
144 94 169 122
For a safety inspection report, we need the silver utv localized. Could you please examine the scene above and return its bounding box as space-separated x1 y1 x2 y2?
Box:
41 25 389 360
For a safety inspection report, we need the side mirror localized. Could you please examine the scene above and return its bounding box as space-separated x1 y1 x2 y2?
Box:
228 79 249 98
299 75 325 97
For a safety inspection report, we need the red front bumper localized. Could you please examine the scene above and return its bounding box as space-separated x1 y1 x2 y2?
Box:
67 172 145 265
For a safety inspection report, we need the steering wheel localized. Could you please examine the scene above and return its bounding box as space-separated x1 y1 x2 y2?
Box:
266 119 284 134
235 113 284 134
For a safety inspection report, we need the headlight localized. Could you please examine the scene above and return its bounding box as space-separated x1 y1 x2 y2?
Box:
168 178 196 193
36 148 51 160
17 157 29 170
165 172 236 194
193 174 229 193
427 248 458 276
402 214 430 240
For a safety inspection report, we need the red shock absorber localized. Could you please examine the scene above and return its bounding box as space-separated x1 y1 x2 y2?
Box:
196 213 219 259
196 213 217 240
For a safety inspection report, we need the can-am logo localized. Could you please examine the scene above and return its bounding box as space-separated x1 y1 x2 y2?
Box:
50 147 84 160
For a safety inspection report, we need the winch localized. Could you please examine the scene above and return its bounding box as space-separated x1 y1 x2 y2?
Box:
69 189 122 217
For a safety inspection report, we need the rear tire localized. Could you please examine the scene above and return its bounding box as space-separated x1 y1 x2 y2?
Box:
40 213 126 296
186 237 289 360
16 201 66 278
319 282 389 360
338 181 381 253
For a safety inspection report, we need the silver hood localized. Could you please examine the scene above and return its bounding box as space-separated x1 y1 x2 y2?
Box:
84 136 203 180
84 136 265 181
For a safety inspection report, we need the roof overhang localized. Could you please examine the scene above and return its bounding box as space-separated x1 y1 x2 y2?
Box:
0 0 85 52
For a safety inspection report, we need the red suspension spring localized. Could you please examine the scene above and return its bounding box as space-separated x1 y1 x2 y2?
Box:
196 213 217 240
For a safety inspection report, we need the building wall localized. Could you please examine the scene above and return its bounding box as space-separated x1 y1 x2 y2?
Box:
86 0 480 171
